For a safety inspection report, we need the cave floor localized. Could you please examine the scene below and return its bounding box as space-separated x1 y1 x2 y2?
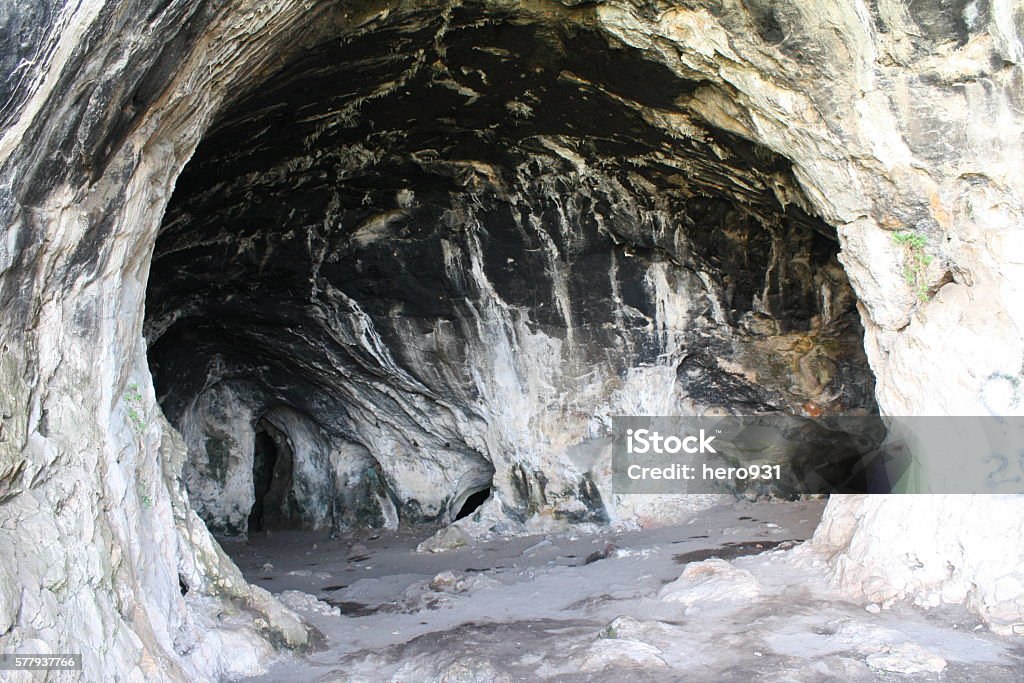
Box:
227 500 1024 682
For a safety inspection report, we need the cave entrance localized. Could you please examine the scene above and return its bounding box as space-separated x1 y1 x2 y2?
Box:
248 418 295 535
143 6 878 535
249 421 279 534
455 487 492 521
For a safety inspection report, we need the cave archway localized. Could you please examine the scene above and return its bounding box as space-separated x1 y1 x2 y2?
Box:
248 416 295 534
455 486 492 521
248 421 278 534
143 5 877 536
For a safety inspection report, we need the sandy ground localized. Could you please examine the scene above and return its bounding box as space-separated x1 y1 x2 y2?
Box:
227 499 1024 681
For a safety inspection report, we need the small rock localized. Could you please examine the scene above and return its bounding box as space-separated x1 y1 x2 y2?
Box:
585 543 618 565
578 639 667 671
598 615 690 650
438 656 511 683
417 525 472 553
866 643 946 674
865 603 881 614
277 590 341 617
660 558 761 607
429 571 460 592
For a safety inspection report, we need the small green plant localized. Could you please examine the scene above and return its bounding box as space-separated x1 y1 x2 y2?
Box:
139 477 153 509
124 383 146 434
892 231 933 302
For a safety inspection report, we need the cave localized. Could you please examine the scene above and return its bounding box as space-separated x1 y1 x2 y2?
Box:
249 417 298 535
144 10 877 538
3 1 1024 681
249 423 279 534
455 486 492 522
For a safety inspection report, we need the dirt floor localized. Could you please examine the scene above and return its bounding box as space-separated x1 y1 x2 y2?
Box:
226 499 1024 681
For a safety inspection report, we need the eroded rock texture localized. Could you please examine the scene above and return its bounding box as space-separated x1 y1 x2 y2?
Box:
1 0 1023 679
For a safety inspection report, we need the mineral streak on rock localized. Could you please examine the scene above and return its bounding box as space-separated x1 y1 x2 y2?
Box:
1 0 1023 680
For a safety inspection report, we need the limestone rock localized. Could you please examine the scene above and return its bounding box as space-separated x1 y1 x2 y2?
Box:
418 525 474 553
436 657 512 683
278 590 342 618
600 615 691 652
577 638 668 671
660 558 762 608
865 643 947 675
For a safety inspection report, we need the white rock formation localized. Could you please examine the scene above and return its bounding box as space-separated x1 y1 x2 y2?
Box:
866 642 948 675
577 638 668 671
659 557 762 609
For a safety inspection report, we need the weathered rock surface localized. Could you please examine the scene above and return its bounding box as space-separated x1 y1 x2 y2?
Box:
577 638 668 671
1 0 1023 679
659 557 762 608
866 642 948 675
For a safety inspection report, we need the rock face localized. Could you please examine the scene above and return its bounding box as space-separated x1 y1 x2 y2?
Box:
1 0 1023 679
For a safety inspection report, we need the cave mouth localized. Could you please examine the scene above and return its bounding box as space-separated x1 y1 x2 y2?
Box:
248 425 277 534
248 418 293 534
143 5 878 538
455 487 492 521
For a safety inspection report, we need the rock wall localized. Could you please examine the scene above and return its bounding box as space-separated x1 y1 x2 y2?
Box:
1 0 1023 679
0 1 332 679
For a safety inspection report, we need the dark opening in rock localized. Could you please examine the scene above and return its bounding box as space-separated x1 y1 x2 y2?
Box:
142 5 878 536
455 487 491 521
249 422 280 534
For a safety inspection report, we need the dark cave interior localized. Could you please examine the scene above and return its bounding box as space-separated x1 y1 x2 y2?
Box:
455 487 493 522
142 7 878 538
248 417 299 534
